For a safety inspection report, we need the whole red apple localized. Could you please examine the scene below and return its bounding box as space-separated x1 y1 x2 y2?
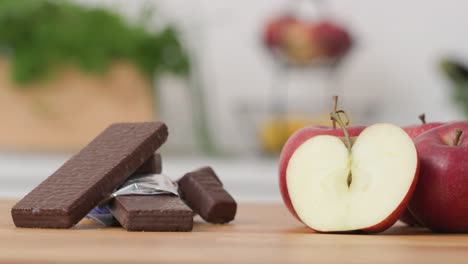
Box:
400 114 444 226
409 121 468 232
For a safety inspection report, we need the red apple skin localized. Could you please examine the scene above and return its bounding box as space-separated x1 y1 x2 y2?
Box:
409 121 468 232
403 122 444 139
400 122 444 226
278 125 366 220
399 210 420 226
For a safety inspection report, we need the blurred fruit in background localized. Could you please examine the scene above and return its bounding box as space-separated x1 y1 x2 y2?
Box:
263 15 298 48
312 21 352 60
282 20 322 65
262 14 353 66
259 116 312 154
258 113 349 154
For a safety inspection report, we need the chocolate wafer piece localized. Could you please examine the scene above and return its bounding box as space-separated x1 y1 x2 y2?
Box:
178 167 237 224
134 153 162 174
111 154 193 231
11 122 168 228
110 195 193 232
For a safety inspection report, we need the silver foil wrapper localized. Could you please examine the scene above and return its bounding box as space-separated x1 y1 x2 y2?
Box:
111 173 179 197
86 173 178 226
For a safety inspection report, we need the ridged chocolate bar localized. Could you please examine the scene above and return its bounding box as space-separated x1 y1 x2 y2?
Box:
11 122 168 228
109 195 193 232
134 153 162 174
178 167 237 224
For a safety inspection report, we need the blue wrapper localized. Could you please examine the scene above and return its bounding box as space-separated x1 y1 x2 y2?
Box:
86 206 118 226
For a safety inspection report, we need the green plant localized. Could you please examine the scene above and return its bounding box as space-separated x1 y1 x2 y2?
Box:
0 0 189 87
440 57 468 116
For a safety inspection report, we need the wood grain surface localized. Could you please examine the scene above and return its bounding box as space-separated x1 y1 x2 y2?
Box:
0 200 467 263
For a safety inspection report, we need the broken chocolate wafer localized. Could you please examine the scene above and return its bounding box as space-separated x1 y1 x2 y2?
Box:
11 122 168 228
110 195 193 232
178 167 237 224
134 153 162 174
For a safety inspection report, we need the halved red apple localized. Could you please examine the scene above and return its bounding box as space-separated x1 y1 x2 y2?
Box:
284 120 419 233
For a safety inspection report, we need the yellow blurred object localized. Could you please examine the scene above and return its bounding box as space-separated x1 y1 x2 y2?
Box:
258 114 334 154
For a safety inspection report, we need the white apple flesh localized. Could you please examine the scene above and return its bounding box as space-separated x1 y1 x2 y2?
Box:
286 123 419 232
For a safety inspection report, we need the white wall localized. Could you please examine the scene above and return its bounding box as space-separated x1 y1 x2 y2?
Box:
76 0 468 153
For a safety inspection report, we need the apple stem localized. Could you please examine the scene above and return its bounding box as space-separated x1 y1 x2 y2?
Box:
331 95 338 129
330 110 353 188
418 113 426 124
330 111 352 152
454 128 463 146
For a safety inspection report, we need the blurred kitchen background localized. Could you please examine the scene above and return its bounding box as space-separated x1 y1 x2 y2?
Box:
1 0 468 202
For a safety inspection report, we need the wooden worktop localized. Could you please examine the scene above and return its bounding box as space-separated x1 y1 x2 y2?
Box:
0 200 467 263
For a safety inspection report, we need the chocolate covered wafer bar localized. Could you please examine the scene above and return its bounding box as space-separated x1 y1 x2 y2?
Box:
178 167 237 224
134 153 162 174
12 122 168 228
110 195 193 232
110 154 193 231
